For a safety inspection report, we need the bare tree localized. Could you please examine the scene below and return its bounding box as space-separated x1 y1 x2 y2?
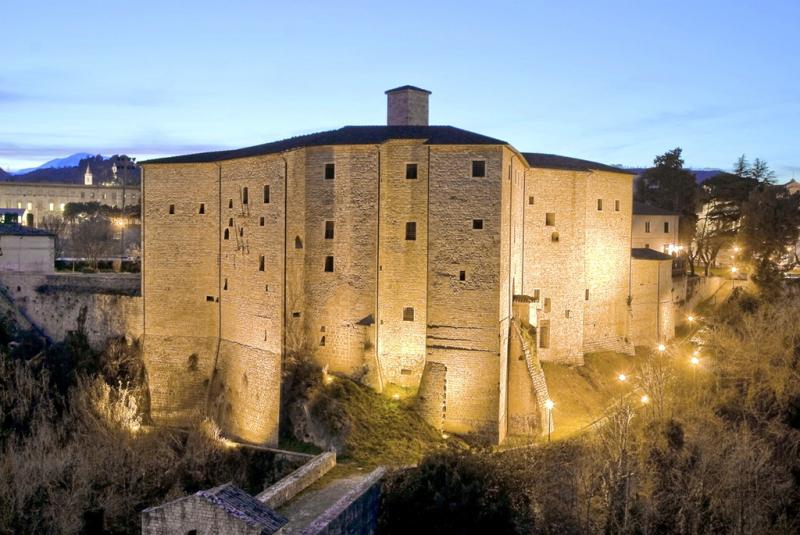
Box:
39 215 68 258
70 217 114 269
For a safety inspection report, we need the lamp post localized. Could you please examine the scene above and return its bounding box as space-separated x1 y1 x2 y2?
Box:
544 399 554 442
117 156 136 263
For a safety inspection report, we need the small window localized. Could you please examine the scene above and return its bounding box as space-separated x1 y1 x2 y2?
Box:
471 160 486 178
320 336 326 347
405 222 417 240
187 530 198 535
239 227 244 237
545 213 555 226
645 221 651 233
551 232 559 242
406 163 418 179
615 200 620 211
585 289 589 300
224 229 230 240
664 221 670 233
292 311 301 318
324 256 334 272
472 219 484 230
325 221 334 240
229 199 234 209
597 199 603 211
260 216 265 226
168 204 175 214
324 163 335 180
259 255 265 271
229 218 234 227
295 236 303 249
205 296 214 302
528 196 535 205
320 326 326 332
565 310 570 318
242 187 249 204
459 270 466 281
533 289 540 302
544 297 551 313
263 185 270 203
539 321 550 349
223 278 228 290
403 307 415 321
199 203 205 214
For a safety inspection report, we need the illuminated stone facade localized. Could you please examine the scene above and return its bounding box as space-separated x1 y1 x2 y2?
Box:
141 86 641 445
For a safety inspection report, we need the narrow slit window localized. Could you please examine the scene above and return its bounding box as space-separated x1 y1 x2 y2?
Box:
645 221 651 233
597 199 603 211
242 187 249 204
405 221 417 240
199 203 205 214
403 307 415 321
263 185 270 203
472 219 484 230
459 270 466 281
260 216 265 226
295 236 303 249
324 163 335 180
615 200 620 211
224 229 230 240
471 160 486 178
168 204 175 214
325 221 334 240
320 336 326 347
239 227 244 237
664 221 670 233
545 213 555 226
533 289 540 302
223 278 228 290
259 255 265 271
406 163 418 179
585 289 590 300
544 297 551 313
229 199 234 209
528 196 535 205
324 256 334 272
539 320 550 349
229 217 234 227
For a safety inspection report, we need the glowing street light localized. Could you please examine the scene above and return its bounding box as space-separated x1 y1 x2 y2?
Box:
733 245 741 253
392 393 400 401
657 343 666 353
617 373 627 382
687 315 694 323
731 266 738 274
640 394 650 404
544 399 554 442
690 356 700 366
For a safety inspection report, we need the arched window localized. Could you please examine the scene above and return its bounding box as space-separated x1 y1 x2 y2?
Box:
224 228 229 240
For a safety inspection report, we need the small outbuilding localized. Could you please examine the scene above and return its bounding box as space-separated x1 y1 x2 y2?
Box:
630 248 675 346
0 224 55 272
141 482 288 535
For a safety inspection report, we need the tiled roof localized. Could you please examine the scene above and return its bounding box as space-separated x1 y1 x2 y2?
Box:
521 153 634 174
631 248 673 261
196 483 288 534
142 126 507 164
632 202 679 216
0 224 55 237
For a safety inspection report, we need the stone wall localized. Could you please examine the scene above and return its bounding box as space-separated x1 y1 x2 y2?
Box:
0 271 141 347
141 494 268 535
416 362 447 432
630 258 675 346
257 452 337 509
299 467 385 535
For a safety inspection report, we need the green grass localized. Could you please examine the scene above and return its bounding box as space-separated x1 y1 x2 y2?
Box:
541 350 648 440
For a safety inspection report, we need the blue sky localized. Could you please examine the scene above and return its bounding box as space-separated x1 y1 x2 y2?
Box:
1 0 798 177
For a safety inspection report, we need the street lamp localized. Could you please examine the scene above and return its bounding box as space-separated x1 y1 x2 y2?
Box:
640 394 650 404
731 266 739 289
657 343 666 353
617 373 627 382
687 315 694 323
544 399 554 442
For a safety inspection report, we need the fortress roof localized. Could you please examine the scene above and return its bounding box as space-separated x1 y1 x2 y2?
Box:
522 153 634 174
631 248 674 261
142 125 508 164
632 202 679 216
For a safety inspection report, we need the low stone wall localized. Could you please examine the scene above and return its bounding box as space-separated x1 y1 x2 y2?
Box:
257 452 337 509
298 467 385 535
0 271 142 347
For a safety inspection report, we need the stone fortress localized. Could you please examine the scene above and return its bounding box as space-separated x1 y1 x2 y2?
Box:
141 86 674 446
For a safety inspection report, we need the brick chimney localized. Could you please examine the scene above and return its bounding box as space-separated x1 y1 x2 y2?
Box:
385 85 431 126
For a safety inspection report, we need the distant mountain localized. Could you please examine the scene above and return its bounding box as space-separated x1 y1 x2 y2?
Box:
625 167 723 184
11 152 97 175
0 167 8 179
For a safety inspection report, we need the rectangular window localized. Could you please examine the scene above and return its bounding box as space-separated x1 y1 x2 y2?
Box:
59 203 65 211
545 212 555 226
539 320 550 349
168 204 175 214
259 255 265 271
565 310 570 318
405 221 417 240
664 221 670 233
199 203 205 214
472 219 484 230
260 216 265 226
229 217 234 227
585 289 590 300
320 336 326 347
406 163 418 179
544 297 551 313
471 160 486 178
324 163 335 180
292 311 301 318
533 289 540 302
597 199 603 211
242 187 249 204
459 270 466 281
48 202 54 211
645 221 651 233
263 185 270 203
325 221 335 239
528 196 535 205
205 295 214 302
615 200 620 211
324 256 334 272
403 307 415 321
